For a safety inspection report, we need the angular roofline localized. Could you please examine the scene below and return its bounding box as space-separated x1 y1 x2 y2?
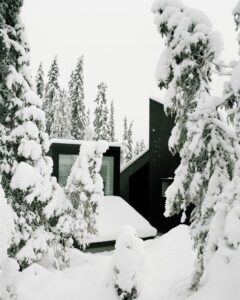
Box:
50 138 121 147
149 95 166 106
120 148 149 173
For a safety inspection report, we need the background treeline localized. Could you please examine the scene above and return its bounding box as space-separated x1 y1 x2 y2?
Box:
36 56 146 165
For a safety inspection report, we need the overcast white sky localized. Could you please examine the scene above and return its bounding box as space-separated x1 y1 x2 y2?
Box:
21 0 238 145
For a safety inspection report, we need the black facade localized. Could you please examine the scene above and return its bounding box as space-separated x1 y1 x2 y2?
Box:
148 99 180 232
120 99 180 233
48 141 120 196
120 150 150 219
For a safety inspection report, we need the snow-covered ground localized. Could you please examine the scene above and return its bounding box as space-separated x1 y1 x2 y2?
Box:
17 225 194 300
16 225 240 300
91 196 157 243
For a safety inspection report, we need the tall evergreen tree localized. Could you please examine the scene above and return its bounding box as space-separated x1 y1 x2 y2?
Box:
202 1 240 287
51 88 72 139
44 56 60 137
0 2 71 269
35 62 44 99
126 121 133 162
109 100 116 142
123 116 128 141
121 117 128 165
93 82 110 141
152 0 236 289
134 139 145 157
84 109 95 141
86 108 91 128
134 142 141 156
51 90 62 139
69 56 87 140
65 141 108 248
60 89 72 139
139 139 145 152
121 117 133 164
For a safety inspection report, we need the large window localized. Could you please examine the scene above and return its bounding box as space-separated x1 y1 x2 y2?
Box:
58 154 114 195
59 154 78 187
101 156 114 195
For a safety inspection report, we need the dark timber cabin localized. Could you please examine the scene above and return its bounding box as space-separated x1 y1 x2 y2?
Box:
48 98 181 234
120 98 181 233
48 141 157 246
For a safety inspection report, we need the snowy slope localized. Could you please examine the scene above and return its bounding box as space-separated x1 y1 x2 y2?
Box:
91 196 157 243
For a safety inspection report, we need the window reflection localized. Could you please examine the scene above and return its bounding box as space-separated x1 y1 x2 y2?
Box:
58 154 114 195
100 156 114 195
59 154 78 187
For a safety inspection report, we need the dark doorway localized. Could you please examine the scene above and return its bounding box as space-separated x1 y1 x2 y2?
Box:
129 163 149 219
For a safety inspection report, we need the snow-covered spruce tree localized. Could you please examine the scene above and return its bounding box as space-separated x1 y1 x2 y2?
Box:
0 2 71 269
134 142 141 156
120 117 129 165
0 185 19 300
222 2 240 137
152 0 236 289
203 0 240 277
126 121 133 162
112 227 147 300
84 109 95 141
86 108 91 128
121 117 133 164
65 141 108 248
93 82 110 141
69 56 87 140
134 139 145 156
120 141 128 166
123 116 128 141
43 183 73 270
60 89 72 139
44 56 60 137
139 139 145 152
51 88 72 139
35 62 44 99
109 100 116 142
51 91 62 138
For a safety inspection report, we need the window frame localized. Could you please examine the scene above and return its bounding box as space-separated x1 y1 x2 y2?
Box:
48 142 120 196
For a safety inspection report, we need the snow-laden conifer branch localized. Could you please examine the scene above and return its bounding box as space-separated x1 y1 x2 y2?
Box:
0 1 72 269
152 0 237 290
65 140 108 249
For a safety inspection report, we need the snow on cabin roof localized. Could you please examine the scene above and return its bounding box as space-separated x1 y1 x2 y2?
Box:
120 147 149 173
149 95 166 106
90 196 157 243
50 138 121 148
